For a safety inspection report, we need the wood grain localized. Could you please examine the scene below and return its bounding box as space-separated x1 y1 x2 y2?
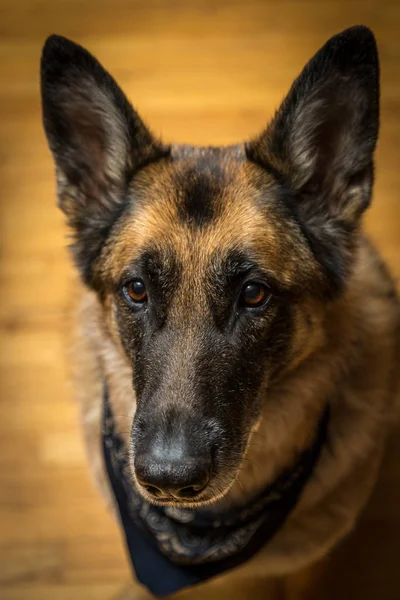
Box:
0 2 399 599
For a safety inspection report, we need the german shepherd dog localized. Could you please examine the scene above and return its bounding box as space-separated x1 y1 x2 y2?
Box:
41 26 399 598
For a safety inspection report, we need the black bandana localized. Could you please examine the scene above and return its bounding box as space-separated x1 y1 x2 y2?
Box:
102 385 328 597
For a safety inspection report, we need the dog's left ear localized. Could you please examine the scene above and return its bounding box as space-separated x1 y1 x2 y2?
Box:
246 26 379 228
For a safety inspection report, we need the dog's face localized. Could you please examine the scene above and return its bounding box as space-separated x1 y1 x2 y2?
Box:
99 153 326 505
41 27 379 506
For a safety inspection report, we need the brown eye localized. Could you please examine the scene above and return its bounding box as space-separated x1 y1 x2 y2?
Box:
241 282 270 307
124 280 147 304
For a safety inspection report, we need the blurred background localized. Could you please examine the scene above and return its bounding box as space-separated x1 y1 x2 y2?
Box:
0 1 399 599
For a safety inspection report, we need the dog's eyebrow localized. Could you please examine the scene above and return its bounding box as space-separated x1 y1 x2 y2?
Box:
210 250 289 295
209 250 260 290
120 248 181 294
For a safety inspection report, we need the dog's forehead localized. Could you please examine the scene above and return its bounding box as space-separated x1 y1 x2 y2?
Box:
104 147 315 286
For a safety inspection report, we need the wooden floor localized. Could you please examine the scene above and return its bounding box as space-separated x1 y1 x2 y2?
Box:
1 1 400 599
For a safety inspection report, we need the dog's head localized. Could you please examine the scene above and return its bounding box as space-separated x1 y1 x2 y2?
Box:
41 27 379 506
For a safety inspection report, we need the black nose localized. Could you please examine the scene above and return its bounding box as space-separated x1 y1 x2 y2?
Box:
135 452 211 500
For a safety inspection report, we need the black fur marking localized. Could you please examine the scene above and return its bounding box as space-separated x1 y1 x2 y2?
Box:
117 247 182 363
176 161 225 227
136 249 182 328
178 172 215 227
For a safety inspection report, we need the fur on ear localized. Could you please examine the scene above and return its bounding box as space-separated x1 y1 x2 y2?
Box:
246 26 380 294
41 34 170 285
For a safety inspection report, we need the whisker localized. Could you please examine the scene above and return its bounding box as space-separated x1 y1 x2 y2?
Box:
235 476 245 493
250 430 266 439
114 414 134 419
241 456 259 469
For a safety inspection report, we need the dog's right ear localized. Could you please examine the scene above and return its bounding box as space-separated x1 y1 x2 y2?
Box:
246 26 379 226
41 35 169 285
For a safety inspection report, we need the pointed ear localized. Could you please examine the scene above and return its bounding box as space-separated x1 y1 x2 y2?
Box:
41 35 170 285
246 26 379 228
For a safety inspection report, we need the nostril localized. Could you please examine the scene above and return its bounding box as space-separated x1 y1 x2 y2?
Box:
179 487 197 498
174 470 210 499
177 484 205 498
143 484 164 498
